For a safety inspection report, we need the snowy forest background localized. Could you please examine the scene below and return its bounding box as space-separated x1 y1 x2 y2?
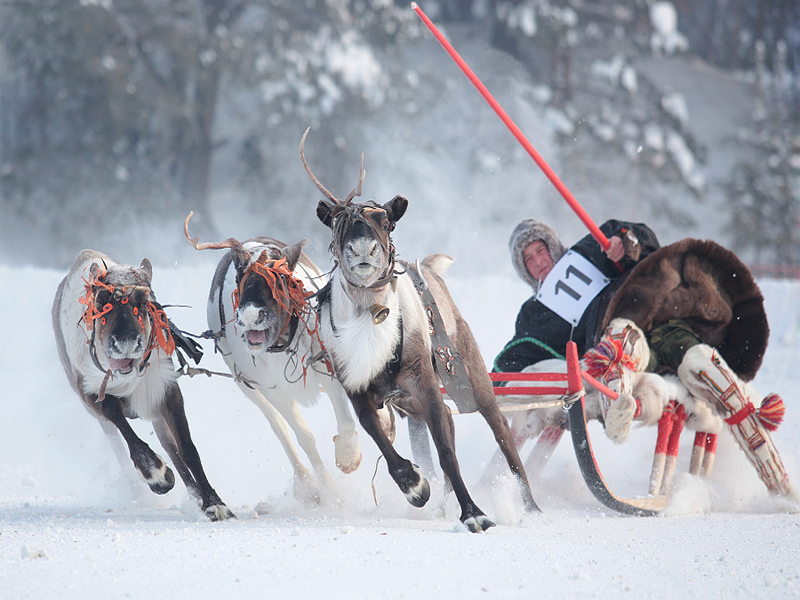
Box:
0 0 798 276
1 4 800 596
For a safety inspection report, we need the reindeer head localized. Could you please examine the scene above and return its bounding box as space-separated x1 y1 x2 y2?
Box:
299 128 408 289
184 213 308 354
82 259 156 376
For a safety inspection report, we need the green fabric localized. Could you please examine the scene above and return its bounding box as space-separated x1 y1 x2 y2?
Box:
648 319 703 372
493 336 565 372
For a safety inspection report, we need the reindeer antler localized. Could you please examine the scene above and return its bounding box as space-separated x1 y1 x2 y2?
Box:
344 153 365 205
299 128 339 204
299 127 366 205
183 211 247 252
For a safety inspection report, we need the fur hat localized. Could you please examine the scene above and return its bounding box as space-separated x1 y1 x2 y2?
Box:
509 219 566 291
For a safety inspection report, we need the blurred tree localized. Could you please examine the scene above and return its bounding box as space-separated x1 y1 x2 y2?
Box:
727 39 800 275
0 0 413 252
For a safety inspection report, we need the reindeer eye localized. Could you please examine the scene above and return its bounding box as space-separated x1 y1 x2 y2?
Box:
95 291 110 306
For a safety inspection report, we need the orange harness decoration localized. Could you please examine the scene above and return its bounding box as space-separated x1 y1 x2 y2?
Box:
232 253 333 380
233 254 311 334
79 264 176 362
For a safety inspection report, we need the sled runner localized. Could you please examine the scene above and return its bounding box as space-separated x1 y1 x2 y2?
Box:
445 341 669 515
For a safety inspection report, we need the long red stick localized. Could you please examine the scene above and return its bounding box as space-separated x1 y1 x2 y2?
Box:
411 2 610 251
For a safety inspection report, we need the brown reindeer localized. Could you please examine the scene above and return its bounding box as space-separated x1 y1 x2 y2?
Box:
299 128 539 532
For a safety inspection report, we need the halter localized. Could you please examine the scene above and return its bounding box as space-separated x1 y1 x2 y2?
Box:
231 252 332 380
79 265 175 378
329 201 399 290
232 253 312 353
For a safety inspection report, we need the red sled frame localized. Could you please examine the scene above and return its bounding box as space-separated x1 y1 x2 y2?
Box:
475 341 670 515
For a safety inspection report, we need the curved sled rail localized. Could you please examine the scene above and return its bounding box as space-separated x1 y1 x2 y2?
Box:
564 341 667 516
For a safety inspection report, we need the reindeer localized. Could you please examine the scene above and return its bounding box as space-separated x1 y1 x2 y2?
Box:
184 214 362 504
52 250 233 521
299 128 539 532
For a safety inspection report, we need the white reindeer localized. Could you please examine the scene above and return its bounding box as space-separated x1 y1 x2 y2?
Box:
185 214 362 504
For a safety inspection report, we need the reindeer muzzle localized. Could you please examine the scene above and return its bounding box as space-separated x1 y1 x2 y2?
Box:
370 304 390 325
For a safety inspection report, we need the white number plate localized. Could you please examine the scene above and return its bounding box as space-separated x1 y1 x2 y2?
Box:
536 250 610 325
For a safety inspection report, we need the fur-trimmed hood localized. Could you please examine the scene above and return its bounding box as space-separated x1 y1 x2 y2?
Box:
509 219 567 291
602 238 768 381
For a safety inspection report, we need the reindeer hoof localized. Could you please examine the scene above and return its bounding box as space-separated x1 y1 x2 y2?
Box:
403 472 431 508
463 514 495 533
143 462 175 495
204 504 236 522
334 432 363 474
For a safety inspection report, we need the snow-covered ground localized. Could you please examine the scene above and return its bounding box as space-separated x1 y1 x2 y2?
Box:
2 259 800 599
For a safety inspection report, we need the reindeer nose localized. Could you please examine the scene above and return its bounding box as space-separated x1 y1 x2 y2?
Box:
110 334 143 354
347 239 379 257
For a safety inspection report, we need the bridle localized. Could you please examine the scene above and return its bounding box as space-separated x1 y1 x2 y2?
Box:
329 201 399 291
232 252 310 353
79 268 175 378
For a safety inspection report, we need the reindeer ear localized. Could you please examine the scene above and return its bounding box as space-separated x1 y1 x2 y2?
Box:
316 199 336 228
282 239 306 272
384 195 408 224
139 258 153 284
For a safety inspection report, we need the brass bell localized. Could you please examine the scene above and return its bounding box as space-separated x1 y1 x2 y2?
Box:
370 304 390 325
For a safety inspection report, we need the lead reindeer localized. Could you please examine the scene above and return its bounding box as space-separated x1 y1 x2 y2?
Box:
184 214 362 504
52 250 233 520
299 128 539 532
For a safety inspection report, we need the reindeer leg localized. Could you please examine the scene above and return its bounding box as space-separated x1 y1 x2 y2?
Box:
407 418 436 478
96 393 175 495
240 385 320 505
152 419 200 501
423 386 495 532
478 411 531 488
157 384 234 521
352 391 430 508
320 379 362 474
270 392 336 491
456 321 540 513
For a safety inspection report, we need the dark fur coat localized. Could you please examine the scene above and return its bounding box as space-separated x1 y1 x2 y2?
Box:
601 239 768 381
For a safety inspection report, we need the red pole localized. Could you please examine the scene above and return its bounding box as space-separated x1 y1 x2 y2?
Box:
411 2 610 251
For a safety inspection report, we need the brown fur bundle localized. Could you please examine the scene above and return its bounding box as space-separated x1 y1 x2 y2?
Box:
601 239 768 381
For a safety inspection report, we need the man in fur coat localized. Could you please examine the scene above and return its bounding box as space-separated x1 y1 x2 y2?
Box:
494 218 660 373
482 219 659 474
590 239 796 499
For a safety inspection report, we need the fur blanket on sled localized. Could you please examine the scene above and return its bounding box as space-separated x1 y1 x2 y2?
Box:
600 238 768 381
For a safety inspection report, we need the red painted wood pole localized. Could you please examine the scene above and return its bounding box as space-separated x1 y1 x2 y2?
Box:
411 2 611 251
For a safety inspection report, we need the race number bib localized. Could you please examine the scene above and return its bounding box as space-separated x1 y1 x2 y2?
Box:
536 250 610 325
